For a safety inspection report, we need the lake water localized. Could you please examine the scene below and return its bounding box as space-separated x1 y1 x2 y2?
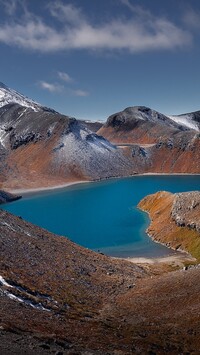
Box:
2 175 200 258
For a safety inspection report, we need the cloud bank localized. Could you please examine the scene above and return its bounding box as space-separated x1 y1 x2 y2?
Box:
0 1 193 53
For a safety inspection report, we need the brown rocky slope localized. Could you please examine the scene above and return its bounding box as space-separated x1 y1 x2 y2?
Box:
1 208 200 354
98 106 200 144
98 106 200 174
1 101 200 192
0 103 134 190
138 191 200 262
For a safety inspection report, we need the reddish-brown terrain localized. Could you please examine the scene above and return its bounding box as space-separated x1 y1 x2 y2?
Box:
139 191 200 262
98 106 200 174
1 209 200 354
98 106 200 144
0 103 134 190
0 89 200 191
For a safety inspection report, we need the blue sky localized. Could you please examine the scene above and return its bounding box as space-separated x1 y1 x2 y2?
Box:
0 0 200 121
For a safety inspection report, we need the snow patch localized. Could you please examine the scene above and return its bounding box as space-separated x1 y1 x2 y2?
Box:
0 275 13 288
1 221 33 237
80 128 88 139
47 122 57 136
0 83 42 112
0 128 7 148
0 274 50 312
168 115 199 131
3 290 51 311
53 121 132 179
16 107 28 120
0 221 16 232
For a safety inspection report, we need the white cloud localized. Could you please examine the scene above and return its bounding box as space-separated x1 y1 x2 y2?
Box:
39 81 88 97
72 89 89 97
48 2 85 26
39 81 63 93
0 1 193 53
58 71 73 82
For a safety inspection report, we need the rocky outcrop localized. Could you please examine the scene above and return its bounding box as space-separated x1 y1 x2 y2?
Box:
0 190 21 204
138 191 200 261
1 209 200 353
171 192 200 232
146 133 199 173
10 130 42 149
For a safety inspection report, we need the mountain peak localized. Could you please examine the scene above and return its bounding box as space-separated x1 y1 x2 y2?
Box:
105 106 175 127
0 81 55 113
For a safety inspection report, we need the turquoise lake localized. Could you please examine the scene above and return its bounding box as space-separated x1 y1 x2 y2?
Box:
2 175 200 258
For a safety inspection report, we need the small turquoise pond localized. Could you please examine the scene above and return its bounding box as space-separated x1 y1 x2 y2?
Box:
2 175 200 258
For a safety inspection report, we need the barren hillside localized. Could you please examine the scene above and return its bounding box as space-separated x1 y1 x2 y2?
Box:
1 209 200 354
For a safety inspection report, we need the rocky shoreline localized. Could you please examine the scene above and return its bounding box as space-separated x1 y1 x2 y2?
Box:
138 191 200 262
0 190 21 204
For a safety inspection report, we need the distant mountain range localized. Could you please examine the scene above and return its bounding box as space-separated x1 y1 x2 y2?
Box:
0 82 199 190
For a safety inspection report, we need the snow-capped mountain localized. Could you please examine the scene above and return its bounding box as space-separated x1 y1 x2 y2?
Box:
103 106 199 131
0 82 50 112
102 106 192 131
97 105 200 152
98 106 187 144
0 102 134 189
